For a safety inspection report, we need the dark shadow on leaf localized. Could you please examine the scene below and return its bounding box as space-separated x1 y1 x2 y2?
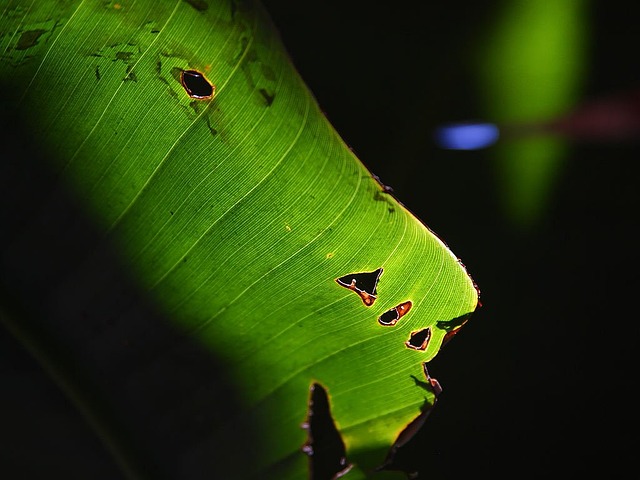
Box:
437 312 473 347
0 89 261 480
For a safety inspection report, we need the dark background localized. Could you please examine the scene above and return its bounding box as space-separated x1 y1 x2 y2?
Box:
2 0 640 478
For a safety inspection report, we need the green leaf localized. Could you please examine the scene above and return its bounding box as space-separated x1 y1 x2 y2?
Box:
0 1 478 478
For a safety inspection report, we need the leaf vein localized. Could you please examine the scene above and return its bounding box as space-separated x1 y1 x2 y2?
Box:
18 0 87 103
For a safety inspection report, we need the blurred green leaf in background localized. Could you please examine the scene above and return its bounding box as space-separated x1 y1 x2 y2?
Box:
477 0 588 228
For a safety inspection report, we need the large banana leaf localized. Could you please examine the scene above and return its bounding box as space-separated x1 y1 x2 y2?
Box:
0 1 478 478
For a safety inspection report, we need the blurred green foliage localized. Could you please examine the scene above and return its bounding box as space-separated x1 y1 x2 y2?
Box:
477 0 588 227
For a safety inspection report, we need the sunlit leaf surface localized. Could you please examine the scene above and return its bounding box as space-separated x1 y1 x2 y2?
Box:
0 1 478 478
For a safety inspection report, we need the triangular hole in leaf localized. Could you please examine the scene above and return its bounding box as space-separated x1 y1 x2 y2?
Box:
335 268 383 306
302 383 352 479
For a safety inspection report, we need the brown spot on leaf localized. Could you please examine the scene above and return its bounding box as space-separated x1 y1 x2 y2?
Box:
206 116 217 136
123 65 137 82
335 268 383 306
115 51 133 62
259 88 275 106
15 29 46 50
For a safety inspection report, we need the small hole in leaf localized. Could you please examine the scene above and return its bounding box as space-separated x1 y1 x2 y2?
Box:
335 267 383 306
378 308 399 326
180 69 214 99
378 300 412 326
405 327 431 351
302 383 352 479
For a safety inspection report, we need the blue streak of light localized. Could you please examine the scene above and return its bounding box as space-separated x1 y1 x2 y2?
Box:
434 122 500 150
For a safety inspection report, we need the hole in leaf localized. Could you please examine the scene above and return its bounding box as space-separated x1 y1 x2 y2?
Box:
378 363 442 476
302 383 352 480
378 309 398 326
405 327 431 351
378 300 412 326
335 268 383 306
180 69 214 99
